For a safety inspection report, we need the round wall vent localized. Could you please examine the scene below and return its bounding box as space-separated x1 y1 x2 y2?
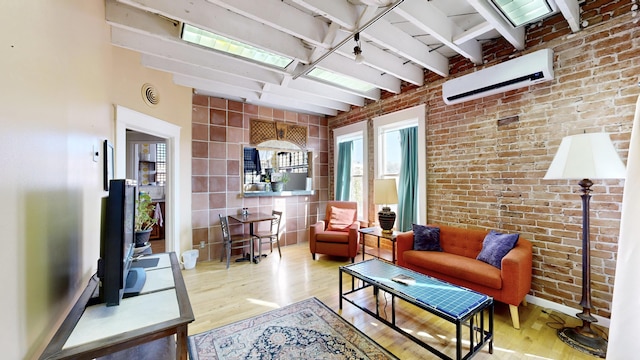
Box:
141 83 159 107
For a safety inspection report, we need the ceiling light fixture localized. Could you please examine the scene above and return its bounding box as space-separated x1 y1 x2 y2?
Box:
292 0 405 79
490 0 554 28
353 32 365 64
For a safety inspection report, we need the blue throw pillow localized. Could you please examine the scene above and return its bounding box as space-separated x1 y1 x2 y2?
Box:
413 224 442 252
476 230 519 269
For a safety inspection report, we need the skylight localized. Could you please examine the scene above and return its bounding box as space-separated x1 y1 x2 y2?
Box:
181 24 293 69
490 0 553 28
307 68 376 93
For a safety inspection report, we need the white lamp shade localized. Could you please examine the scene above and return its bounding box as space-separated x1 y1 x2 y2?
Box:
374 179 398 205
544 133 627 180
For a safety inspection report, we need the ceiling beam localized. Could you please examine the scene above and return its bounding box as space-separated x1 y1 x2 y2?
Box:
206 0 329 47
176 75 338 116
292 0 448 77
466 0 525 50
289 0 361 30
146 54 355 112
261 84 351 112
110 26 285 84
364 19 449 77
109 1 394 96
176 75 260 102
332 30 424 85
394 0 483 65
115 0 310 61
141 55 265 92
313 54 401 94
453 21 494 45
554 0 581 32
285 78 368 106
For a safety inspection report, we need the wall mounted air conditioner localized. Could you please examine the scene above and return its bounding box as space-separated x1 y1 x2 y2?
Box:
442 48 554 105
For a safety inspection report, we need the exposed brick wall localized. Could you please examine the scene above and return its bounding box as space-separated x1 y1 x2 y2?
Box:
191 95 329 261
329 11 639 317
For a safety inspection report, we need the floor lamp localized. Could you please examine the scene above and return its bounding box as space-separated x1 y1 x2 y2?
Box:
544 133 626 358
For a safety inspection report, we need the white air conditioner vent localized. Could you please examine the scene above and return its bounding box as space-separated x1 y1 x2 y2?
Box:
442 49 554 105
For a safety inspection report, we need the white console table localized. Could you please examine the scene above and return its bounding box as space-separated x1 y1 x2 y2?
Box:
40 252 194 360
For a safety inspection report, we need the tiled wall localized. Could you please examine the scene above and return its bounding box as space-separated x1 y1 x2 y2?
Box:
191 95 329 261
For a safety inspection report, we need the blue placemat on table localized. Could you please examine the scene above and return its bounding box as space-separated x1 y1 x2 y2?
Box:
346 260 490 319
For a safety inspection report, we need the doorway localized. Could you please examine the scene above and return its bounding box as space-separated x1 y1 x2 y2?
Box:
126 130 167 253
114 105 181 254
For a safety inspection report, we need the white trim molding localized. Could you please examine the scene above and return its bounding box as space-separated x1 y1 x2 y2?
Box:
115 105 182 255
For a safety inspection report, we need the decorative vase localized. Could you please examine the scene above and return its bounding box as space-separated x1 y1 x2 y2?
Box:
378 207 396 233
135 229 152 247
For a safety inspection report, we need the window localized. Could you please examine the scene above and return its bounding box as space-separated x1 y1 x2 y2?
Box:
275 151 307 173
373 105 427 225
377 128 402 215
156 143 167 185
181 24 293 69
334 122 368 222
308 68 376 93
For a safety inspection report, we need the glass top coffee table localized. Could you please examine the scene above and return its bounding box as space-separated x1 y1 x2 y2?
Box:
339 259 493 360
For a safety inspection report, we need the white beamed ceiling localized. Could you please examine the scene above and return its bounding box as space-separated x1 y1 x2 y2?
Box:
106 0 580 116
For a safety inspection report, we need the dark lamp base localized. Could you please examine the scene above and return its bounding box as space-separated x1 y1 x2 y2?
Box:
557 326 607 358
378 207 396 233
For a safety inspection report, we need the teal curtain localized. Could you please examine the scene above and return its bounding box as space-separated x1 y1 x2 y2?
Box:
335 141 353 201
397 127 417 231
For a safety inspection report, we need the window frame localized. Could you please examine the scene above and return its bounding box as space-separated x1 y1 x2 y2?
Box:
373 104 427 225
333 121 368 223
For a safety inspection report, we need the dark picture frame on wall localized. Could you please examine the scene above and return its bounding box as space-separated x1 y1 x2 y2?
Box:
104 140 114 191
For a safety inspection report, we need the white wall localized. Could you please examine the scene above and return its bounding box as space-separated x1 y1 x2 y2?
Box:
0 2 192 358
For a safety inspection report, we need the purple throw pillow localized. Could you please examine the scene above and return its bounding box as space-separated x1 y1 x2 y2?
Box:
476 230 519 269
413 224 442 252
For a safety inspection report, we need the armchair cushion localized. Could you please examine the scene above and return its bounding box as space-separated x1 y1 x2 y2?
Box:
326 206 357 231
476 230 519 269
316 231 350 243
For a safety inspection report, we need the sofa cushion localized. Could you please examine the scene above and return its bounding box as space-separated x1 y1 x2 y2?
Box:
435 225 486 258
476 230 519 269
413 224 442 251
404 250 502 289
326 206 356 231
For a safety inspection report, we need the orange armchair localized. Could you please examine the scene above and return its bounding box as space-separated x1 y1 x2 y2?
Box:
310 201 360 262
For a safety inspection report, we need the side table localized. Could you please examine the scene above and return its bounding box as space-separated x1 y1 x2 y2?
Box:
358 227 398 263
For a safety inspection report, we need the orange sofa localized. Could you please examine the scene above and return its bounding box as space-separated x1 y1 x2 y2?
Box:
396 224 532 329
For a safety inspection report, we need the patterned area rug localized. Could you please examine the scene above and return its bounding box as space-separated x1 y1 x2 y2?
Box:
188 297 397 360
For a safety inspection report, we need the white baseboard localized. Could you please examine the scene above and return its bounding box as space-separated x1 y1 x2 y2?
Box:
525 295 610 328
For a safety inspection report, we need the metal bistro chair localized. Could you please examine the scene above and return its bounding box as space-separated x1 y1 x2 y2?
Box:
252 210 283 260
219 214 254 269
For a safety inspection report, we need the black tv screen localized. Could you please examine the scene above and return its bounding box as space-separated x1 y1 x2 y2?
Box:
98 179 137 306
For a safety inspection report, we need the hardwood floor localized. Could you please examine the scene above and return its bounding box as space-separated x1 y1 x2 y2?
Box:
182 243 606 359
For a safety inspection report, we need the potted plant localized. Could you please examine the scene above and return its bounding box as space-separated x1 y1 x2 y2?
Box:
270 172 289 192
135 192 158 247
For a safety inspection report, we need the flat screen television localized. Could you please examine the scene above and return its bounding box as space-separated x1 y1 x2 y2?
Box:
97 179 146 306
